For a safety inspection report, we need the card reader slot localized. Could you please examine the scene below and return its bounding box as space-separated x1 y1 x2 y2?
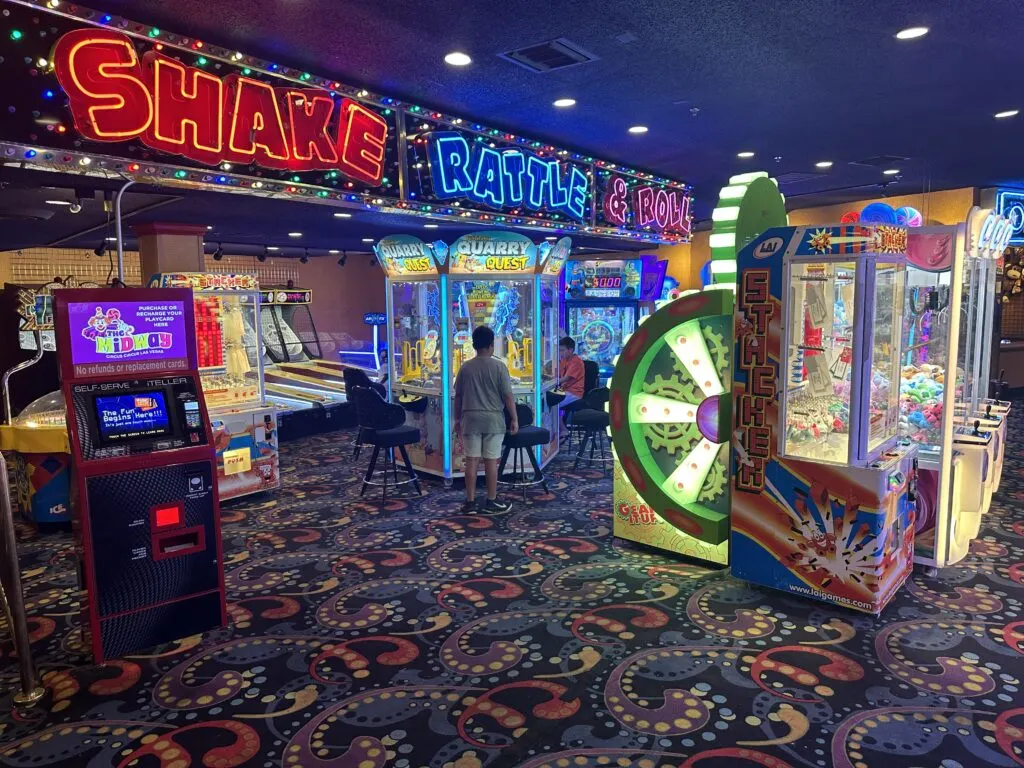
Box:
152 526 206 560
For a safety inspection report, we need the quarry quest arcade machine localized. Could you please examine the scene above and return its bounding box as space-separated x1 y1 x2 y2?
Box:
54 288 226 663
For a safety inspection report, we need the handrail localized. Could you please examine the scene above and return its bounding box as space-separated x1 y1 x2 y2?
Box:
2 331 44 425
0 450 45 707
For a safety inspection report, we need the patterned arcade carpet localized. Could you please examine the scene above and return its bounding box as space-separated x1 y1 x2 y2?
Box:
3 420 1024 768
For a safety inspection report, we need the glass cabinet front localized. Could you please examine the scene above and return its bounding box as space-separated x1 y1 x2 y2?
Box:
540 278 558 388
783 261 858 464
450 278 535 389
195 290 264 410
867 262 905 453
901 267 952 456
390 280 442 390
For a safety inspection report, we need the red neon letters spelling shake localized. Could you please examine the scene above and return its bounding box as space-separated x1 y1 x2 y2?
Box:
52 29 389 184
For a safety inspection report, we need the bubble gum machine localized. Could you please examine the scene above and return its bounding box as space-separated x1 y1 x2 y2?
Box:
731 224 918 614
54 288 225 662
375 232 568 481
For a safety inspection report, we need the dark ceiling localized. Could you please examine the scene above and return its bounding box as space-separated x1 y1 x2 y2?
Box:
0 167 644 256
90 0 1024 218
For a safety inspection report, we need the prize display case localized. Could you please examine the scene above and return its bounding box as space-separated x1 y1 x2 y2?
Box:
902 207 1011 567
731 225 917 614
376 231 569 481
150 273 280 500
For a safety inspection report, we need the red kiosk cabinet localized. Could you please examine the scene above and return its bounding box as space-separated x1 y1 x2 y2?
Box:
54 288 226 663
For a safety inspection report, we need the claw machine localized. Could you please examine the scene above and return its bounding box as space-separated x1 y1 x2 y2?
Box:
903 207 1012 566
731 224 918 614
150 273 280 500
376 232 568 482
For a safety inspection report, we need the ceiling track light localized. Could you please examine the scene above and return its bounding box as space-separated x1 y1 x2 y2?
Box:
93 239 106 257
300 248 309 264
337 250 348 267
212 242 224 261
258 246 268 263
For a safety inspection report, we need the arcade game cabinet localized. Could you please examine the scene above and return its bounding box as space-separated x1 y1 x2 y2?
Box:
377 232 568 481
731 225 918 614
261 285 349 436
54 288 225 662
150 273 280 500
565 258 645 380
0 280 98 524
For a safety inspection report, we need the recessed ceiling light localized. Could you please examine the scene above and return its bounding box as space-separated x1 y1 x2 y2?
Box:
329 249 340 254
815 161 833 169
545 236 557 240
288 231 302 238
895 26 929 40
206 225 213 230
333 212 352 218
995 109 1019 119
44 199 71 205
553 98 576 108
105 236 117 241
737 151 755 159
361 238 374 243
628 125 648 134
424 223 439 229
267 246 279 251
883 168 900 175
444 51 472 66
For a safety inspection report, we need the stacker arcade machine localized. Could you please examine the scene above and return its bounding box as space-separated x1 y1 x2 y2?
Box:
54 287 226 662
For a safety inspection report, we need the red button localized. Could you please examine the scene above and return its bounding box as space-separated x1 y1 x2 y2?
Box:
154 505 181 528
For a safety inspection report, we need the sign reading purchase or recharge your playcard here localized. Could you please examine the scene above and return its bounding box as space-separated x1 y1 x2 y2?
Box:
0 0 691 243
67 300 189 376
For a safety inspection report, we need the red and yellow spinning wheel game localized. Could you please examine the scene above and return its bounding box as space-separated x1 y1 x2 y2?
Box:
610 289 733 565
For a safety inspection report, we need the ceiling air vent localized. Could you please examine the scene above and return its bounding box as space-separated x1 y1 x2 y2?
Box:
850 154 909 168
499 38 598 73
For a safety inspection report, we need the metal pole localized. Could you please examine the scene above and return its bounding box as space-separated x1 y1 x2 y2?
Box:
114 180 136 283
2 331 44 425
0 451 45 707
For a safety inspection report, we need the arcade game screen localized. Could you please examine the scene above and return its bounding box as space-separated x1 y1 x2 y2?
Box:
94 392 171 442
451 280 534 385
565 259 642 376
567 305 636 374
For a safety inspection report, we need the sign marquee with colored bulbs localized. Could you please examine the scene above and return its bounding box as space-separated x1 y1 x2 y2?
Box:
0 0 692 243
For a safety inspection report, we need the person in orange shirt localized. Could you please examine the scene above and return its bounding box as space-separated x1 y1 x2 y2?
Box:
559 336 586 402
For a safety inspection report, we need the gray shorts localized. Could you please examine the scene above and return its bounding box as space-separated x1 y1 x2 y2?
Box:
463 432 504 460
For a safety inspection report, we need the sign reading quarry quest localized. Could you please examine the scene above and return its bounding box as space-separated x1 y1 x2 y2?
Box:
0 0 691 243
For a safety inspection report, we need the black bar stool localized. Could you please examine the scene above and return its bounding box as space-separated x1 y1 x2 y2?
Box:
342 368 387 460
350 386 422 502
572 387 613 475
497 403 550 501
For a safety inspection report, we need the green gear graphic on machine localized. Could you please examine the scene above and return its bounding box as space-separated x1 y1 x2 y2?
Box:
609 289 734 546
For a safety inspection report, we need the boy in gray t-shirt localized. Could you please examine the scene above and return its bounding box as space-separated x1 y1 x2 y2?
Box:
454 326 517 512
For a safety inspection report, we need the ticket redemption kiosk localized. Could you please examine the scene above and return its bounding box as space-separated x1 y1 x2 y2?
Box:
731 225 918 614
150 273 280 500
376 232 568 481
54 288 225 662
903 207 1010 567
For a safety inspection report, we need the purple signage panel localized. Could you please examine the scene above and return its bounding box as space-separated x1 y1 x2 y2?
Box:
67 300 189 377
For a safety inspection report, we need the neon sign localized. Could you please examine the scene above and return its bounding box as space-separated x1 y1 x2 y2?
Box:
53 29 389 184
996 190 1024 246
601 175 692 236
736 269 775 493
426 131 588 220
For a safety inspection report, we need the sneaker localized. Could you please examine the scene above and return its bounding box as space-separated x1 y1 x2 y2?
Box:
482 498 512 513
461 500 479 513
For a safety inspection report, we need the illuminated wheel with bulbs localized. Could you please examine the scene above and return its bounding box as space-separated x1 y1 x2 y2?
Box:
609 290 733 546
